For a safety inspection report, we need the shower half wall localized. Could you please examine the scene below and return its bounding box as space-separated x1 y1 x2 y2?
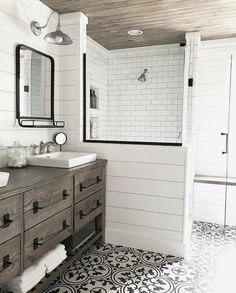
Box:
86 37 185 144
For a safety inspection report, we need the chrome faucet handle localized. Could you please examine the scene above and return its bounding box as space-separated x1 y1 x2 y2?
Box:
46 142 55 153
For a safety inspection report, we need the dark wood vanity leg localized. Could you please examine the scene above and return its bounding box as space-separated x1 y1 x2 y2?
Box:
20 193 24 273
95 214 104 246
95 169 106 246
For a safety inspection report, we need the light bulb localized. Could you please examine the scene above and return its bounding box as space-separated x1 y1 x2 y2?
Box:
55 36 63 43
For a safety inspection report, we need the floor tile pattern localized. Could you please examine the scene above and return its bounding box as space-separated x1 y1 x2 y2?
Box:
44 221 236 293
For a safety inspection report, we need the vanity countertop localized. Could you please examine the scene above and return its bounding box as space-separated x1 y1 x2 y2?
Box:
0 159 107 200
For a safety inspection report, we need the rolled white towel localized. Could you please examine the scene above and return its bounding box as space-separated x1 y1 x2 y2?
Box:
9 273 43 289
46 253 67 273
7 271 45 292
38 244 66 267
45 251 67 266
7 264 46 293
8 261 45 284
39 244 66 263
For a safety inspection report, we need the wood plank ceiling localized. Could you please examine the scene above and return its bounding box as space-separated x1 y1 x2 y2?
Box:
40 0 236 50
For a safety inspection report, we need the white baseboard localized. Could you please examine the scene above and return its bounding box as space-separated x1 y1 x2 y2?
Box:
105 227 185 257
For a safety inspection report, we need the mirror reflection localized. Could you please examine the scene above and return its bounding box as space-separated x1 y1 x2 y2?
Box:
18 45 53 119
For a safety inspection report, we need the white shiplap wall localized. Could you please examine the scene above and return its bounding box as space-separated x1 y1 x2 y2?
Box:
0 0 62 166
76 143 188 257
0 1 190 258
58 12 88 148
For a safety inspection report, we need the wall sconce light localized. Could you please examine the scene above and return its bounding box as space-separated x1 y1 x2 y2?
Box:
30 11 73 45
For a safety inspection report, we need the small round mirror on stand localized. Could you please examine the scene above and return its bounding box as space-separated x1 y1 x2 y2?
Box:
54 132 67 151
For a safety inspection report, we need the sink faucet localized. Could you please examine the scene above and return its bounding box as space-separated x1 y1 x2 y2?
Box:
39 141 55 154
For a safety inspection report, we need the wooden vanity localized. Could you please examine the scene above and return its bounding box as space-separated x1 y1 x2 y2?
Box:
0 159 107 289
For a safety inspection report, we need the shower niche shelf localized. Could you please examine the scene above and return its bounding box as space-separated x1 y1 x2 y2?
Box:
89 108 100 116
90 86 99 110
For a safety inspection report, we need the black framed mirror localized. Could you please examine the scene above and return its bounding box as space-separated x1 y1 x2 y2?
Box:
16 44 64 128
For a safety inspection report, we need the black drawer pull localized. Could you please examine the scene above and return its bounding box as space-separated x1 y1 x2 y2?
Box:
63 220 69 230
0 214 13 229
79 176 102 192
33 237 43 250
33 221 70 250
33 201 45 214
63 190 70 200
80 200 102 219
3 255 12 270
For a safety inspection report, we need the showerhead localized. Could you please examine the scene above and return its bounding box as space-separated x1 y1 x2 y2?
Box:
138 69 148 82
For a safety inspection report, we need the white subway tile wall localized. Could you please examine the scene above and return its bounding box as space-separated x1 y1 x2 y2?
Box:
86 40 185 142
107 46 185 143
86 37 108 140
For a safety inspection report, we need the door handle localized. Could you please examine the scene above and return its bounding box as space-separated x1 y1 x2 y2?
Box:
221 132 228 154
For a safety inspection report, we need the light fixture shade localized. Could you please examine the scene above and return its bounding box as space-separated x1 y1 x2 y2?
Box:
44 29 73 45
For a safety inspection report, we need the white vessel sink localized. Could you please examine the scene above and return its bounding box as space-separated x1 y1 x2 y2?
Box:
27 152 97 168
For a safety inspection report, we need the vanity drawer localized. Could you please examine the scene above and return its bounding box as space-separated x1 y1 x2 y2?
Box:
0 195 21 244
0 236 21 286
24 207 72 268
74 189 104 232
74 166 105 203
24 176 73 230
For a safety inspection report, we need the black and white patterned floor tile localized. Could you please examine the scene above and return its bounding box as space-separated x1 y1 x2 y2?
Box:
44 221 236 293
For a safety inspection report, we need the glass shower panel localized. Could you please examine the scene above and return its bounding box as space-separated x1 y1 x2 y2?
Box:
195 55 231 178
225 55 236 226
227 55 236 178
194 52 232 226
85 39 185 144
